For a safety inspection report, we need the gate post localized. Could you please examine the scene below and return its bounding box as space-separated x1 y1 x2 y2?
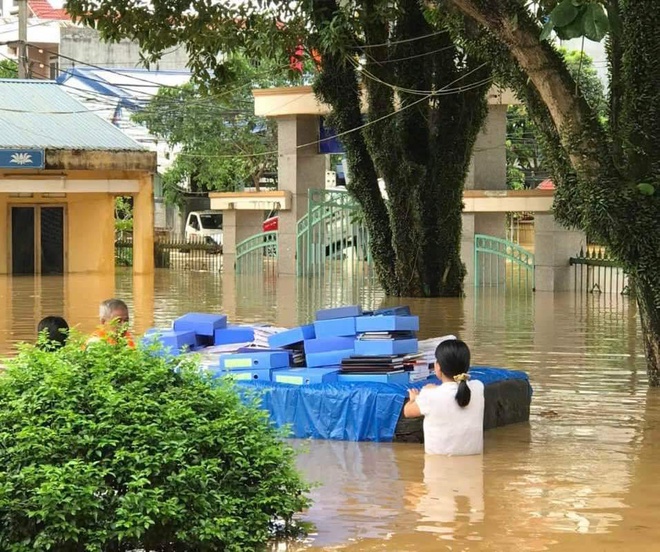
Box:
222 210 265 270
534 213 586 291
276 115 326 276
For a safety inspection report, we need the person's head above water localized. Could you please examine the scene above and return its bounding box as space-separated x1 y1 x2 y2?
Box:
99 298 129 326
37 316 69 350
434 339 472 407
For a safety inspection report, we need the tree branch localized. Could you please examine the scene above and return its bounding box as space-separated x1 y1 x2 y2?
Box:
447 0 609 182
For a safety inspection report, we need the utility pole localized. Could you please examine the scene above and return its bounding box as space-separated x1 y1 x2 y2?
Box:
17 0 28 78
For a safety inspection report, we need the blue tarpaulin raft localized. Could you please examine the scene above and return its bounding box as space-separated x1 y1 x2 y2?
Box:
233 367 532 442
145 308 533 442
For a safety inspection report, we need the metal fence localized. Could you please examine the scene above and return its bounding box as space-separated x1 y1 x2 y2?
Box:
235 231 278 275
115 237 223 272
474 234 535 290
296 189 371 276
570 247 631 295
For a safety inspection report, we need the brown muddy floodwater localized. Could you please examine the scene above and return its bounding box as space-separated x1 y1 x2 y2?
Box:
1 268 657 552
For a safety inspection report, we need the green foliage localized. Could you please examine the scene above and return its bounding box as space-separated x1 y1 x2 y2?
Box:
0 59 18 78
637 182 656 196
132 56 287 205
541 0 612 42
114 196 133 239
0 334 309 551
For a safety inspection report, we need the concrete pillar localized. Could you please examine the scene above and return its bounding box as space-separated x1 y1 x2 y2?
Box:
534 213 586 291
462 105 508 286
132 176 155 275
276 115 326 275
465 105 507 191
222 210 266 271
461 213 476 286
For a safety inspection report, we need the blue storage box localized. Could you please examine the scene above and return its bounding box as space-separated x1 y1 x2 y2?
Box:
173 313 228 336
219 351 290 370
337 371 410 385
354 338 418 356
218 367 277 382
306 349 354 368
374 306 412 316
268 325 315 348
303 337 355 354
273 367 340 385
214 326 255 345
142 329 197 355
315 305 363 321
314 317 357 338
355 315 419 333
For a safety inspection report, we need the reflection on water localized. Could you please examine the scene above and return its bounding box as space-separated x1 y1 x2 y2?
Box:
1 269 657 551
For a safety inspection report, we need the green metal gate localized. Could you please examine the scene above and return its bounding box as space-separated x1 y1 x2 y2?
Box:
296 189 371 276
474 234 535 289
235 231 278 274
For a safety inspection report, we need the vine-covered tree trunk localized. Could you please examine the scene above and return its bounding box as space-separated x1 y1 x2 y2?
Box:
618 0 660 383
360 0 424 296
358 0 489 296
310 0 398 294
449 0 660 382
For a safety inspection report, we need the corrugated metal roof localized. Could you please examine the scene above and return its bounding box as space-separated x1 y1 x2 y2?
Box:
0 79 146 151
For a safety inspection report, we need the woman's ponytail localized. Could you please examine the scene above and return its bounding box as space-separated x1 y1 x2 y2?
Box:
455 378 472 407
435 339 472 408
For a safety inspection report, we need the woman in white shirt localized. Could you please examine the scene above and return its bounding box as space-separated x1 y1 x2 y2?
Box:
403 339 485 456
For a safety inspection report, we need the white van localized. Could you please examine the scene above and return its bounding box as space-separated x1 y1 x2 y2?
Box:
185 210 223 246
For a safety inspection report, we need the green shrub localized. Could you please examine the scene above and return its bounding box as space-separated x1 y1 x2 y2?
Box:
0 334 310 552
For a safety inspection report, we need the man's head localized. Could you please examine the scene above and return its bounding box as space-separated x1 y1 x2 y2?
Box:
37 316 69 350
99 298 129 326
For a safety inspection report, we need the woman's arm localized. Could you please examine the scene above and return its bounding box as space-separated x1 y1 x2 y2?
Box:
403 389 423 418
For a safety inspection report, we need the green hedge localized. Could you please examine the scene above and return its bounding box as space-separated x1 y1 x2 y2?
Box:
0 333 310 551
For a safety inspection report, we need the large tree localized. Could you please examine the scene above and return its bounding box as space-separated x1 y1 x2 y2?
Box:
441 0 660 382
66 0 491 297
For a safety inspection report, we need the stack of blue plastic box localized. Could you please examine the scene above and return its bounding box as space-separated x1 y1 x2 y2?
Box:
263 306 365 385
142 306 423 387
336 306 419 385
142 312 255 356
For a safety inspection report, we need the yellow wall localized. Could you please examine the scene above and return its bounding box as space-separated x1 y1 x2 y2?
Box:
68 194 116 273
0 193 115 274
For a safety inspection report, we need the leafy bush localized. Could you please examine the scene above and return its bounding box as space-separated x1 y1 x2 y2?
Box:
0 334 310 552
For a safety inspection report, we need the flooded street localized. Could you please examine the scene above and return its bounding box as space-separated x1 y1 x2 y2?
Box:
0 269 656 551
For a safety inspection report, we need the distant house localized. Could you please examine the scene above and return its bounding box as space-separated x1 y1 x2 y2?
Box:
0 79 156 275
57 67 192 232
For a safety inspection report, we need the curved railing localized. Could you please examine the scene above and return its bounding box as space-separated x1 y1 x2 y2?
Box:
235 231 278 274
296 189 370 276
474 234 535 289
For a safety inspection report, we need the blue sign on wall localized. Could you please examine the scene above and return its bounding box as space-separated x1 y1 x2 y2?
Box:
0 149 45 169
318 117 345 154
